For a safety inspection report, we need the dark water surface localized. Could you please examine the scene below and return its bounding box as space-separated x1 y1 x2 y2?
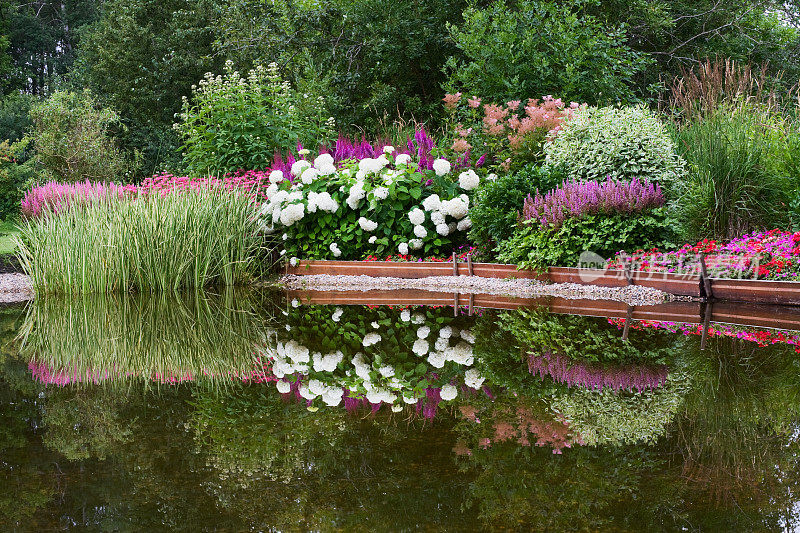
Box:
2 289 800 531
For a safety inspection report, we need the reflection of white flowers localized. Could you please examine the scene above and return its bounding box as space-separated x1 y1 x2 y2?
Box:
417 326 431 339
289 257 298 267
434 337 449 351
440 383 458 401
447 342 474 366
432 158 451 176
276 380 291 393
400 309 411 322
427 351 446 368
378 365 395 377
332 307 343 322
412 313 425 324
464 368 485 389
371 321 379 329
412 339 429 356
460 329 475 344
391 403 403 412
362 332 382 347
291 298 299 308
439 326 452 339
285 340 310 363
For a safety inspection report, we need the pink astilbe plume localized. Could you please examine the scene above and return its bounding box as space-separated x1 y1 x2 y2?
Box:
521 176 665 229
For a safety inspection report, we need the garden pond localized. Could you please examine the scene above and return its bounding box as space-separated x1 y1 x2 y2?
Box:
1 289 800 531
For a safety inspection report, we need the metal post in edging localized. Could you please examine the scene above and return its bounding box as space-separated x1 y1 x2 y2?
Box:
622 305 633 341
452 252 458 276
468 293 474 316
699 253 713 300
453 292 459 317
624 262 633 285
467 253 474 276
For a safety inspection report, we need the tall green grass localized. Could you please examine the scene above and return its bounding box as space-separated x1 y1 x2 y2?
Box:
14 188 270 293
672 103 790 240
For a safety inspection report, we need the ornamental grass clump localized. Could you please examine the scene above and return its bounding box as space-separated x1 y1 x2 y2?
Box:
20 180 132 219
521 176 665 229
15 188 265 294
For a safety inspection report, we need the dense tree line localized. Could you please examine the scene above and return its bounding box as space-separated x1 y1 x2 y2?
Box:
0 0 799 176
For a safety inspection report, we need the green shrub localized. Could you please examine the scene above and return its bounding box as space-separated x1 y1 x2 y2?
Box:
262 154 476 261
0 92 34 143
496 209 675 269
544 105 686 190
28 90 138 183
468 164 564 252
15 189 267 294
444 0 647 106
0 138 38 220
176 61 335 176
673 103 790 240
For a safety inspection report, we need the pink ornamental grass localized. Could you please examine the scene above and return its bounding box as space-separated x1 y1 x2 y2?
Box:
521 176 665 229
20 180 134 219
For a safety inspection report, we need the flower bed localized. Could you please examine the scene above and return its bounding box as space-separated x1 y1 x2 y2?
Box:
609 229 800 280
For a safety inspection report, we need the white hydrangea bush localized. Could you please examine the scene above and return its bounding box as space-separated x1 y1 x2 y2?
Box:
258 152 481 260
260 305 485 411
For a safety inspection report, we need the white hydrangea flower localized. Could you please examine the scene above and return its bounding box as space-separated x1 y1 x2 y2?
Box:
434 337 450 351
372 186 389 200
395 153 412 166
441 197 469 219
412 339 429 356
422 194 441 212
435 223 450 236
460 329 475 344
378 365 395 377
408 208 425 225
400 309 411 322
362 332 382 347
265 183 279 200
458 169 480 190
279 203 305 226
358 217 378 232
432 158 451 176
431 210 446 225
417 326 431 339
347 182 366 209
317 163 337 176
398 242 409 255
291 160 311 176
439 326 453 339
301 167 319 184
291 298 299 308
269 170 284 184
275 380 292 394
409 239 423 250
383 145 395 154
369 235 377 244
309 191 338 213
413 225 428 238
427 351 446 368
457 217 472 232
313 153 334 169
376 154 389 168
332 307 343 322
440 383 458 401
329 242 342 257
289 257 298 267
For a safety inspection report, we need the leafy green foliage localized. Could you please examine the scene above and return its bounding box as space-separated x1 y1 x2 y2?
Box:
0 93 34 143
468 164 563 252
497 208 676 268
0 138 38 220
28 90 138 183
177 62 335 176
544 105 686 191
673 103 791 240
445 0 649 106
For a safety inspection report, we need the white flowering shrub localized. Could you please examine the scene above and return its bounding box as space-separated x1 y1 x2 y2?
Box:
260 151 479 260
261 305 485 412
544 105 686 192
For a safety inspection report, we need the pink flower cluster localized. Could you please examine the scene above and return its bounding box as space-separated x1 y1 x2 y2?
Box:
609 229 800 280
521 176 664 229
527 351 669 393
20 180 133 219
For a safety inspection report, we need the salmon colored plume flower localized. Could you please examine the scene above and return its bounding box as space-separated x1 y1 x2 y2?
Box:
443 92 462 109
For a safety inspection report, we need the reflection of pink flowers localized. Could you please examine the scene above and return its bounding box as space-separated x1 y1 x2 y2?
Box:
527 351 669 393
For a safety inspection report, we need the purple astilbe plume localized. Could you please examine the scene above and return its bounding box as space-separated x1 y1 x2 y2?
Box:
527 352 669 393
521 176 664 229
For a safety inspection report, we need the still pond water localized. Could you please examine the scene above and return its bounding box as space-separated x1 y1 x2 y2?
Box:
1 289 800 531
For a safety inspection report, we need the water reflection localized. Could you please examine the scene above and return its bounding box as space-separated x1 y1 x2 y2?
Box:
1 291 800 530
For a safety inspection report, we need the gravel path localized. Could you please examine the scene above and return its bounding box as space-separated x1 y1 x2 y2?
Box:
280 274 678 306
0 273 32 302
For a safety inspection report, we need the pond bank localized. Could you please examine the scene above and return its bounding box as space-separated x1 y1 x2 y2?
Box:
0 273 33 302
279 274 678 306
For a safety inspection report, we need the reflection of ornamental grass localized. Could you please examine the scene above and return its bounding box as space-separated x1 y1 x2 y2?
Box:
20 290 275 386
15 188 267 293
527 351 670 393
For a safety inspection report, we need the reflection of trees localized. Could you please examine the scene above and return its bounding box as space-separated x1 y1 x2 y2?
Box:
190 385 477 530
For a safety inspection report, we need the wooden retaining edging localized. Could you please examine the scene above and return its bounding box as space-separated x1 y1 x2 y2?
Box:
286 260 800 306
